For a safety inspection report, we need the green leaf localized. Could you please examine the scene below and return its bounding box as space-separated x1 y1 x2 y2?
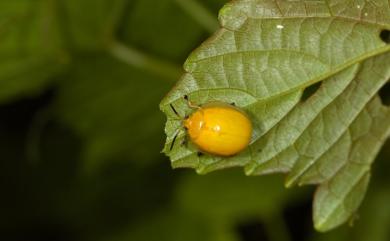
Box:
161 0 390 231
0 0 67 103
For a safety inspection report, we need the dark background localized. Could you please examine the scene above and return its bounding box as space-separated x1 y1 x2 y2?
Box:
0 1 389 241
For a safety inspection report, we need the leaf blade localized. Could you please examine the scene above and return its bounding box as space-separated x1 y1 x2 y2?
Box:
161 0 390 231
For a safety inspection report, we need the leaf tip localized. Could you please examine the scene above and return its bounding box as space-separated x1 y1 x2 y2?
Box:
314 215 340 233
244 163 256 176
314 221 329 233
195 166 208 175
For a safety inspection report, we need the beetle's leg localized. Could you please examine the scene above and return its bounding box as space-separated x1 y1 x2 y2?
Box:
169 103 183 120
169 129 181 151
169 133 178 151
197 152 204 157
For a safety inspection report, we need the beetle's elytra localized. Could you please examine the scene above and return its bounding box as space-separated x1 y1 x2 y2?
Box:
183 102 252 156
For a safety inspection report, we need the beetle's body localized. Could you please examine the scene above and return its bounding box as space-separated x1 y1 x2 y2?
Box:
183 102 252 156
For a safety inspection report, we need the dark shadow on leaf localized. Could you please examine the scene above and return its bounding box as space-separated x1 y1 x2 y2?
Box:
379 29 390 44
300 82 322 102
379 81 390 106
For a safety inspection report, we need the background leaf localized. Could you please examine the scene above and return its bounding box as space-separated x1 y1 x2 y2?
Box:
0 0 66 103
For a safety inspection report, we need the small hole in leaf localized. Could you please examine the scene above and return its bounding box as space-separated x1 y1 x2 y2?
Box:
301 82 322 102
379 81 390 106
379 29 390 44
236 218 270 241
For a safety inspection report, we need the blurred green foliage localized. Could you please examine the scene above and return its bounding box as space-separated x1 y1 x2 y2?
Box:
0 0 389 241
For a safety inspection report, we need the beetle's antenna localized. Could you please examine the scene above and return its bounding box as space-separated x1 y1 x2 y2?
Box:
169 129 180 151
169 103 184 121
170 103 180 117
184 95 201 110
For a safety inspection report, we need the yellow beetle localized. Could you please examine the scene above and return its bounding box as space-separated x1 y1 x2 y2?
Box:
171 96 253 156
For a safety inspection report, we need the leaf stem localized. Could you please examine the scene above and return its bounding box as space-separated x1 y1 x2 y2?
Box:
174 0 219 33
108 40 182 81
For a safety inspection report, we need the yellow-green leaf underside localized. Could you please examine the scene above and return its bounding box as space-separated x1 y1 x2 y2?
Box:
160 0 390 232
